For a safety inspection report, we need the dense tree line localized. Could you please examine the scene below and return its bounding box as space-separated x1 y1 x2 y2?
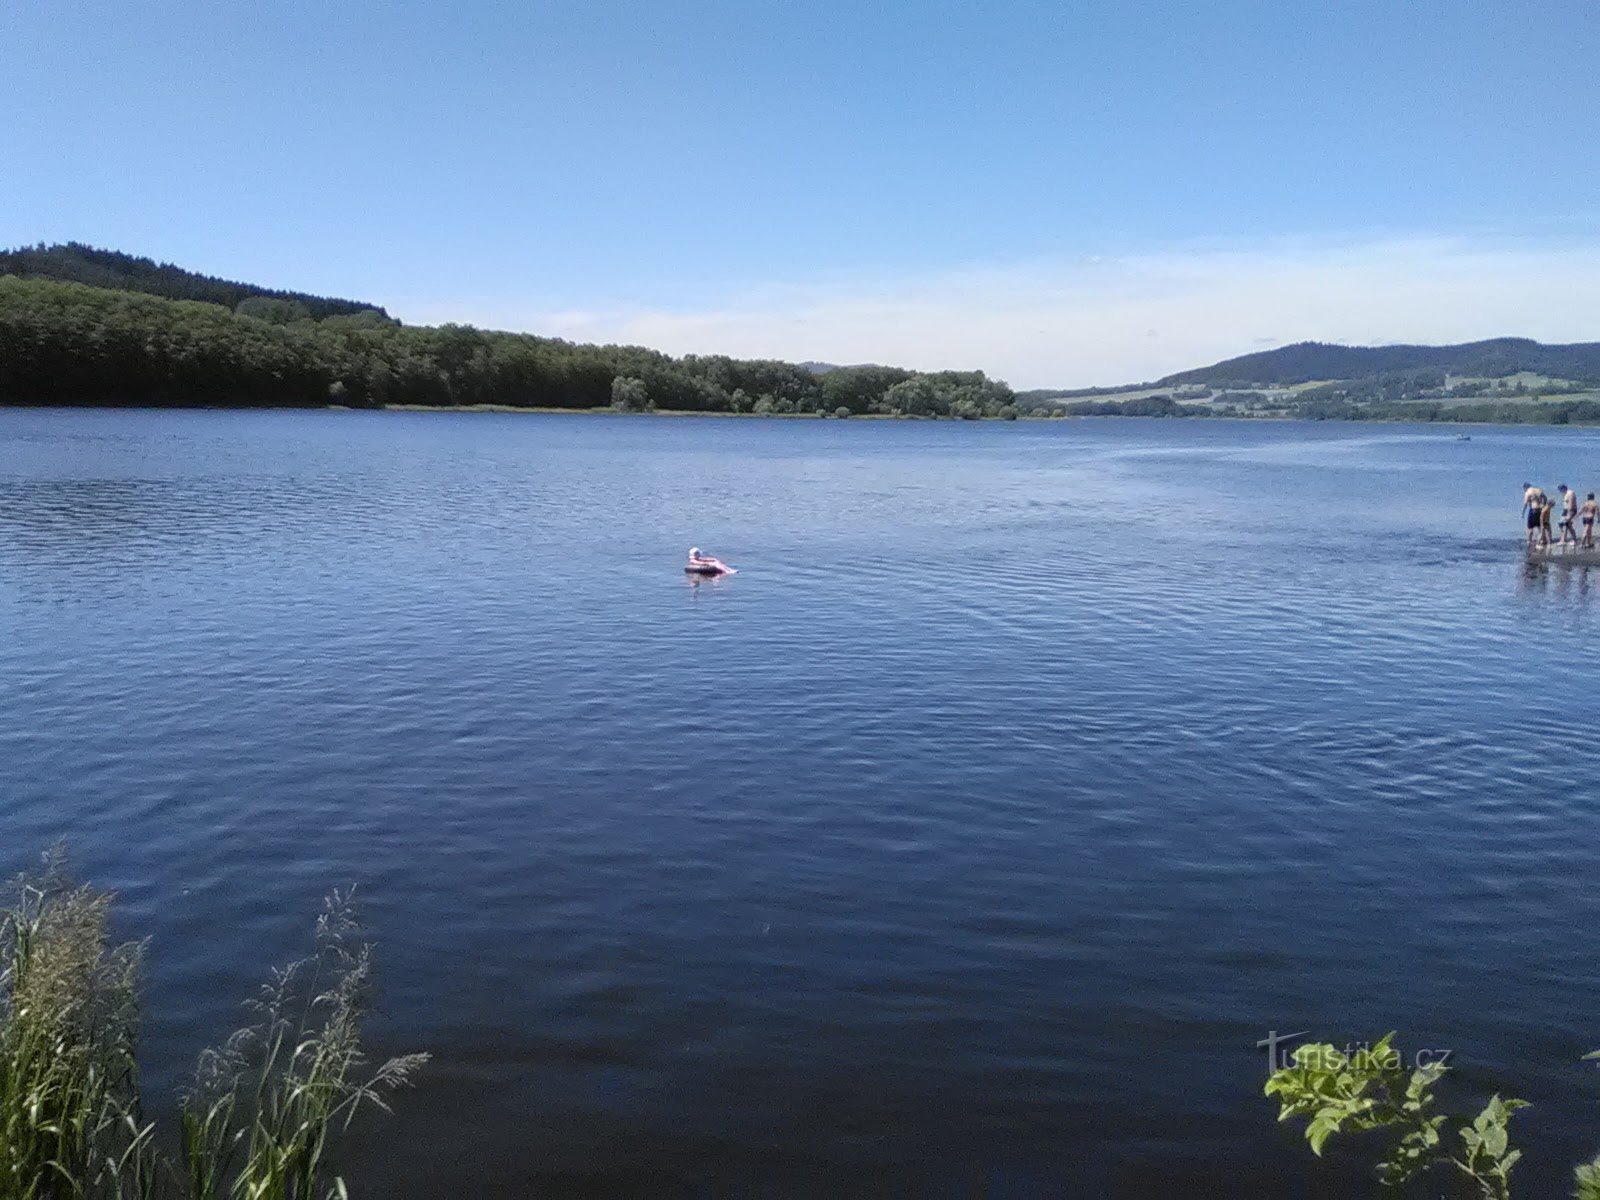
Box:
1287 396 1600 424
0 276 1019 417
1032 389 1600 424
1060 394 1210 417
0 243 389 321
1293 369 1448 405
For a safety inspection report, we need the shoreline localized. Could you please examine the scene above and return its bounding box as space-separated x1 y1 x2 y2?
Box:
377 404 898 418
4 402 1599 429
372 405 1600 429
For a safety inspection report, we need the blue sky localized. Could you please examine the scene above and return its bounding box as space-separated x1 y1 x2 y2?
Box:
4 0 1597 386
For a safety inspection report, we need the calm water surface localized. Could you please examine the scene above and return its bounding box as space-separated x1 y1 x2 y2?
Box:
3 410 1599 1197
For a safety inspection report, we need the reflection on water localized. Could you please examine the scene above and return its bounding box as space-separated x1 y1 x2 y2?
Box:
1518 556 1600 601
3 410 1600 1197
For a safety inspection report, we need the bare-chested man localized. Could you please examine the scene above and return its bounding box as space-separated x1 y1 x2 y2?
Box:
1559 484 1580 546
1584 492 1598 549
1523 482 1546 549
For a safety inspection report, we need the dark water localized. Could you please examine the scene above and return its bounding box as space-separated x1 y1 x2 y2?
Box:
3 409 1600 1197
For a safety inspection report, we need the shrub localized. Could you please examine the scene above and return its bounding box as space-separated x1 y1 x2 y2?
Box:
1266 1031 1600 1198
609 375 652 412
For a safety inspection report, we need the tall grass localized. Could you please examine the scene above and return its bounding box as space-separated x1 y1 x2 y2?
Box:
0 853 425 1199
0 849 154 1198
180 890 428 1200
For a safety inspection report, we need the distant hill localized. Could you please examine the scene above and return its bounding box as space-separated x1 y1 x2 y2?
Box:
0 249 1014 415
1156 338 1600 387
0 242 389 321
798 360 891 376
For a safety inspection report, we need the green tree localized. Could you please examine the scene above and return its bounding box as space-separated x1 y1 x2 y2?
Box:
610 375 653 412
234 296 312 325
819 365 914 414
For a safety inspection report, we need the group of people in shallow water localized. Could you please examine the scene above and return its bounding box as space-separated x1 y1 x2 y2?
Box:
692 493 1600 567
1524 482 1599 550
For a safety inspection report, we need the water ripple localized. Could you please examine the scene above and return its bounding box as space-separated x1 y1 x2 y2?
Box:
3 410 1599 1196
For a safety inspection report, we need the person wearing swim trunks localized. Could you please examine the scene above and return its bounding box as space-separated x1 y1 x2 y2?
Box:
1523 482 1545 548
1584 493 1598 549
1540 491 1555 547
1559 484 1580 546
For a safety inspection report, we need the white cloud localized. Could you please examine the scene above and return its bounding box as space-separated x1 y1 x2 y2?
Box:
401 235 1600 389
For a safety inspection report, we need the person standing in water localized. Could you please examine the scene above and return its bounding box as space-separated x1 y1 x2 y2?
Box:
1523 482 1546 549
1584 493 1598 549
1559 484 1580 546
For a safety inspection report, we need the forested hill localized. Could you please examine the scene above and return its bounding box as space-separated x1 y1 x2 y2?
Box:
1157 338 1600 387
0 243 389 321
0 261 1019 417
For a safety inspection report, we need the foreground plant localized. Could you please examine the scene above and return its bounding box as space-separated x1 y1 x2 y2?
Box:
0 853 425 1198
1263 1032 1600 1198
0 849 155 1198
180 890 428 1200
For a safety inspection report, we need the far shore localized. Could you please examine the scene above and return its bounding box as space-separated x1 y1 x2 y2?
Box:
3 403 1593 430
375 404 902 418
363 404 1599 429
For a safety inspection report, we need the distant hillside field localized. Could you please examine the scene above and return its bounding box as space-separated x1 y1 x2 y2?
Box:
0 243 390 322
1011 336 1600 424
1157 338 1600 387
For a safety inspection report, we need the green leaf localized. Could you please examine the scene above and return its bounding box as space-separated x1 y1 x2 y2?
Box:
1573 1156 1600 1200
1307 1115 1338 1156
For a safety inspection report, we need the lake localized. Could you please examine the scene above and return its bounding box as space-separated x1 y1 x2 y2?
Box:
3 409 1599 1197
